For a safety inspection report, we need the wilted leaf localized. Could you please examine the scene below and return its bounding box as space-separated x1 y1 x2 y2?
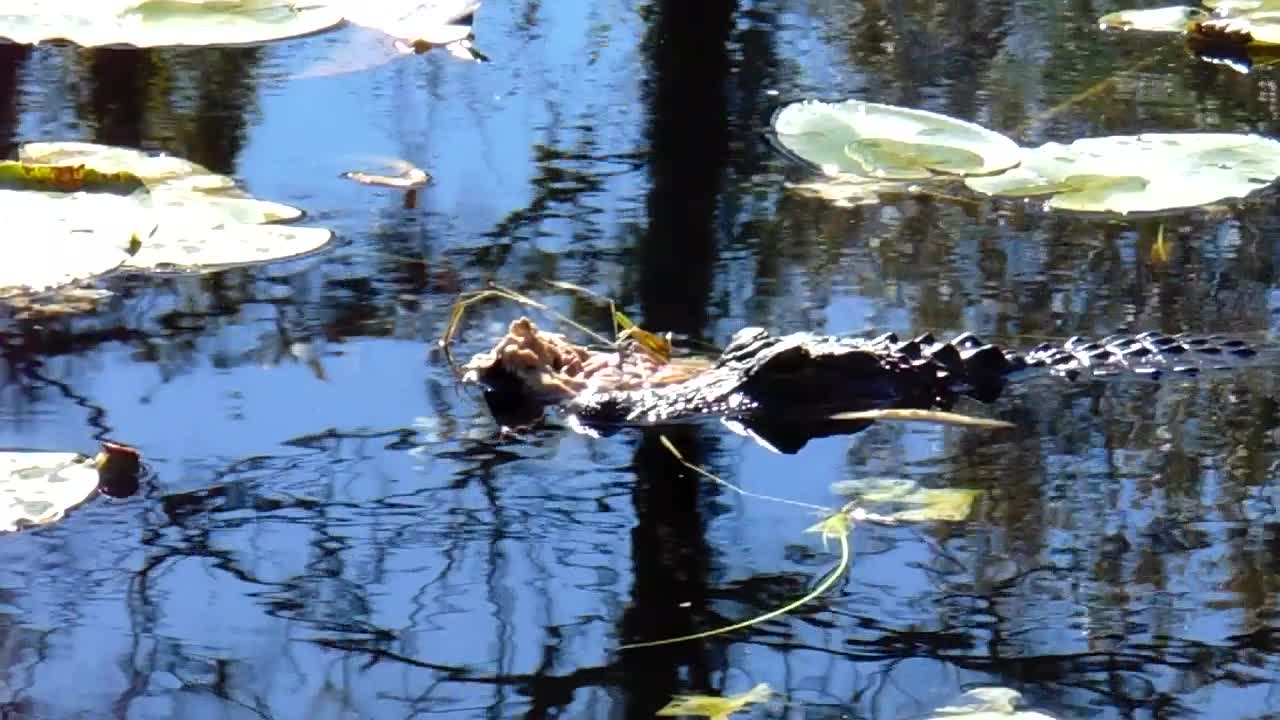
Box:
612 307 672 361
341 160 431 190
829 408 1014 429
772 99 1021 180
0 0 344 48
656 684 772 720
965 133 1280 214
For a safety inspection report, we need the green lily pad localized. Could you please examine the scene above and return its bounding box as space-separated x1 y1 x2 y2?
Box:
965 133 1280 214
772 99 1022 180
0 0 344 48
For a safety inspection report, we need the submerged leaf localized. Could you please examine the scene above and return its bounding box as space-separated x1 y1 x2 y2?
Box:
830 477 982 523
656 684 772 720
927 687 1058 719
965 133 1280 214
772 99 1021 180
0 0 344 48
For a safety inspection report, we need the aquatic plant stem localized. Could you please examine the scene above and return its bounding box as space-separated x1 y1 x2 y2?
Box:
619 520 851 650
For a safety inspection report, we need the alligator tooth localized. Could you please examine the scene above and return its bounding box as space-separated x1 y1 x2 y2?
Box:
894 339 923 359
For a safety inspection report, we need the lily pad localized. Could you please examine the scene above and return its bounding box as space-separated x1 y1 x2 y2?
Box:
964 133 1280 214
0 161 152 298
772 99 1022 180
0 0 344 48
15 142 332 275
0 442 140 532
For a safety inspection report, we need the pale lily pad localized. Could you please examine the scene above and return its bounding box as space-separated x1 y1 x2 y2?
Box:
0 0 344 48
965 133 1280 214
0 443 140 532
772 99 1021 180
830 477 981 522
1098 6 1207 32
0 161 152 298
15 142 332 274
927 687 1057 720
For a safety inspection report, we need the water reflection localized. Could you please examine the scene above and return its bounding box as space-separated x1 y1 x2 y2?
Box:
0 0 1279 717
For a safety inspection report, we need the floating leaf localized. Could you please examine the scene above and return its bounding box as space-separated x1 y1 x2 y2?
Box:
927 687 1058 719
612 307 672 362
772 99 1021 180
0 160 153 298
0 0 344 48
829 408 1014 429
0 442 140 532
1097 6 1206 32
830 477 982 522
14 142 332 275
656 684 772 720
965 133 1280 214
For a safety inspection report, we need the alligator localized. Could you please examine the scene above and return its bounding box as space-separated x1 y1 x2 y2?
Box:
460 317 1261 453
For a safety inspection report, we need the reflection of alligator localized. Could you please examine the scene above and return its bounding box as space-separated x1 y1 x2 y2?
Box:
462 317 1260 453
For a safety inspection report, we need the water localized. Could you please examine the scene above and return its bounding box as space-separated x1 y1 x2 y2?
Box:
3 1 1280 718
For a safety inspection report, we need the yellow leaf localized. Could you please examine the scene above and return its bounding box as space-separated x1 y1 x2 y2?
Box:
656 683 772 719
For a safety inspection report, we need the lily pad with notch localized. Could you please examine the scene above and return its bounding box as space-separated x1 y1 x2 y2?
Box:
772 99 1022 180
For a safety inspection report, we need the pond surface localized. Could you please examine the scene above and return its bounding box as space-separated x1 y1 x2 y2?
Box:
4 1 1280 718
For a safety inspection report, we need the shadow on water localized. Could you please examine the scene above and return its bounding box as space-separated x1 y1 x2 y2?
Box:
5 1 1280 718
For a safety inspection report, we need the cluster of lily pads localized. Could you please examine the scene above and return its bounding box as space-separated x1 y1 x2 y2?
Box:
772 98 1280 214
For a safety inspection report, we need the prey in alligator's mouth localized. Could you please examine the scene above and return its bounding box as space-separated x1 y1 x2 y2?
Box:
462 317 707 405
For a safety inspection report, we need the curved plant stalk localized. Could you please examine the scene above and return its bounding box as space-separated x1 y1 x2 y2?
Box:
619 509 853 650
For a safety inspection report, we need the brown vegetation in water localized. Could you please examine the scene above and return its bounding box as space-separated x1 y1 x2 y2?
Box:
462 317 708 401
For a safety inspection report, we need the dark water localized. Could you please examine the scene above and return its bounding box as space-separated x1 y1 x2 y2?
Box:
4 2 1280 718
